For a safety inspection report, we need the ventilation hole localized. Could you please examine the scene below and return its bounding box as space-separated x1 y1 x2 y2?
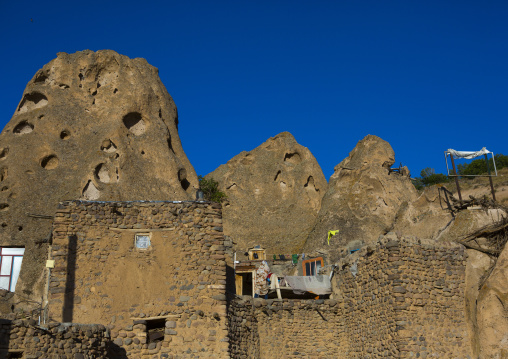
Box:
13 121 34 135
60 130 71 140
141 150 145 155
79 73 84 81
18 226 23 231
40 155 59 170
34 72 48 83
178 169 190 191
101 139 117 153
82 180 100 200
0 204 9 211
113 88 118 94
284 152 301 164
97 82 101 88
274 170 281 181
0 167 7 182
0 148 8 160
92 90 97 96
94 163 111 183
17 92 48 113
122 112 146 135
159 109 162 118
59 84 70 89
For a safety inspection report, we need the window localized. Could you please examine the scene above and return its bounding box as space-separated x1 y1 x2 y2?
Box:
302 257 323 276
146 318 165 343
135 234 151 249
0 247 25 292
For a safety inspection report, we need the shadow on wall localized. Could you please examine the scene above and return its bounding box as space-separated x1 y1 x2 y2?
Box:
106 342 128 358
62 235 77 322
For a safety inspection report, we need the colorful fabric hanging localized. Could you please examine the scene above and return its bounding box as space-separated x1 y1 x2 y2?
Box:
327 230 339 245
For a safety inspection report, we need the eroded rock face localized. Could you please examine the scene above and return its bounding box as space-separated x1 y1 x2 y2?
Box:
0 50 197 296
208 132 327 255
477 244 508 358
304 135 418 260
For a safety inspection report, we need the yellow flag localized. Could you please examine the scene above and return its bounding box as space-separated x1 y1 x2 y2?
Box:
327 230 339 245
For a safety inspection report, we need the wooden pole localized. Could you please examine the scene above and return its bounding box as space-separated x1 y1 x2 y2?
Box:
484 154 496 201
449 154 462 202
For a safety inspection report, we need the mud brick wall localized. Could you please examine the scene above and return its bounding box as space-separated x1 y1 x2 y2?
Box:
335 234 470 358
0 319 107 358
228 297 348 359
48 200 230 358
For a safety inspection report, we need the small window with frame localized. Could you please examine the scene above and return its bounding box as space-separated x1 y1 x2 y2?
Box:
134 233 151 249
302 257 324 276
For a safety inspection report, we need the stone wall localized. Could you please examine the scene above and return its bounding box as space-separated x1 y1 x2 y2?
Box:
0 319 107 358
228 235 470 359
228 297 345 359
48 200 230 358
335 234 469 358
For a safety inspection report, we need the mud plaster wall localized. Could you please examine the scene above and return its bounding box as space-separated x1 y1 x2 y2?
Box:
0 319 107 358
228 236 470 359
48 201 230 358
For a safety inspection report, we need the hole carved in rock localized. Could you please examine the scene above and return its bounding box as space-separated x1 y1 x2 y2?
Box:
284 152 302 164
13 121 34 135
40 155 59 170
60 130 71 140
17 92 48 113
122 112 146 136
178 169 190 191
101 139 117 153
82 180 100 200
0 148 8 160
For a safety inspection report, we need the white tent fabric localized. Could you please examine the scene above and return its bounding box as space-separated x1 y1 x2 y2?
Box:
284 275 332 295
447 147 491 159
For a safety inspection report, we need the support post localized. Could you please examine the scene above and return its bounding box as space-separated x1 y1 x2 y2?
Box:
484 154 496 201
449 154 462 202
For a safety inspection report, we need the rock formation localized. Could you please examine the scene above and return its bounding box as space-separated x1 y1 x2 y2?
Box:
0 50 198 297
477 243 508 358
208 132 327 255
304 135 418 260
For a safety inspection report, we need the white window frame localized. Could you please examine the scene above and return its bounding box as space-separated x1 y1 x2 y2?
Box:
134 233 151 249
0 247 25 292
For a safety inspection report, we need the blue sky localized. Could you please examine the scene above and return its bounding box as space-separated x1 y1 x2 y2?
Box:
1 1 507 179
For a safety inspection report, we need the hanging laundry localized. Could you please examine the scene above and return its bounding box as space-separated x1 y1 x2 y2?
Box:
292 254 299 265
327 230 339 245
273 254 277 260
254 261 270 296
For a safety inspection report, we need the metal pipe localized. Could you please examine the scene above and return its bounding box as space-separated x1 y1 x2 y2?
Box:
485 154 496 201
449 154 462 202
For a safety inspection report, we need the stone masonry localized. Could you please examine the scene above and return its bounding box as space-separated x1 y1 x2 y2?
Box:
228 235 470 358
0 319 107 358
48 200 230 358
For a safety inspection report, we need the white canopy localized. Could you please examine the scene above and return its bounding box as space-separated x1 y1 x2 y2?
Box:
446 147 491 160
